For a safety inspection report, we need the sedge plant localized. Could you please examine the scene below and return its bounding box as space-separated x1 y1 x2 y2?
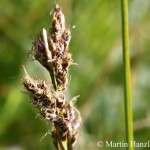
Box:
23 5 81 150
121 0 134 149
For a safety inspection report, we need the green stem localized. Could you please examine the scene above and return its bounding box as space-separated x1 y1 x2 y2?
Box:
121 0 134 150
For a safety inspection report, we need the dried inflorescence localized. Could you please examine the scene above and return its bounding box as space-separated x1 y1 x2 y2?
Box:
23 4 81 150
33 5 72 91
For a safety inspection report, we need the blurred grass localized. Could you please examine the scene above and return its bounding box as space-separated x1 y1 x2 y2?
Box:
0 0 150 150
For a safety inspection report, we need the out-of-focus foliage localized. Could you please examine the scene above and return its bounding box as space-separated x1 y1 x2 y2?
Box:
0 0 150 150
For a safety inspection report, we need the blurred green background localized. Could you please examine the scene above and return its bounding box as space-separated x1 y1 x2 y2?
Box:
0 0 150 150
